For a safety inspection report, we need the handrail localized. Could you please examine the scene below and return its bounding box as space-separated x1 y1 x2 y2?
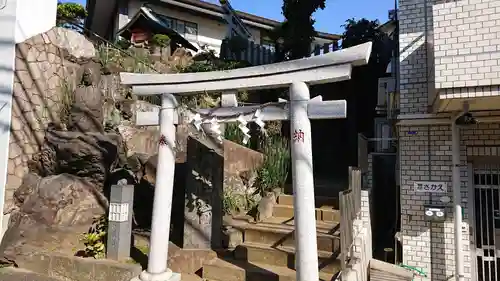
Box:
399 264 428 280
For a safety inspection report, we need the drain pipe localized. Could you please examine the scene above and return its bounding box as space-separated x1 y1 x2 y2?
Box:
451 119 464 281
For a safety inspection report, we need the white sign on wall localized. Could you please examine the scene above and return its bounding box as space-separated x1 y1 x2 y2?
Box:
413 181 447 193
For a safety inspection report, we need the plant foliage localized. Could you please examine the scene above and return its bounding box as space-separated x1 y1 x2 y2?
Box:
151 34 171 47
81 215 108 259
341 18 393 70
275 0 326 60
56 2 87 29
256 136 290 195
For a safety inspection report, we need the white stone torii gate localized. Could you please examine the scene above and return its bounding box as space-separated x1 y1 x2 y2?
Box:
121 42 372 281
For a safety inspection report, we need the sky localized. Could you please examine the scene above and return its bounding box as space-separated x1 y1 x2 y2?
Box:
67 0 396 35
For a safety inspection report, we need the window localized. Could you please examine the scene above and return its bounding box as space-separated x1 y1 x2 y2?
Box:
185 22 198 36
157 15 198 38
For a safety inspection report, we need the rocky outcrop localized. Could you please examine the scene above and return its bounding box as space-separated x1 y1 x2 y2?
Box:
1 172 106 264
6 27 96 212
29 127 126 190
16 173 105 226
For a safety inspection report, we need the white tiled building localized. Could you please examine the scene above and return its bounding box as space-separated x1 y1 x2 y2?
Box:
398 0 500 280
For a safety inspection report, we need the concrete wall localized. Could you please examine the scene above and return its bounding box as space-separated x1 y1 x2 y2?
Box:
0 0 18 244
15 0 57 43
342 189 373 281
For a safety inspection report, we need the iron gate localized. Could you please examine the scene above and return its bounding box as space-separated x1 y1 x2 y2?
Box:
474 166 500 281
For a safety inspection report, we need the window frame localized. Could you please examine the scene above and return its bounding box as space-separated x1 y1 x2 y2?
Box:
157 14 198 38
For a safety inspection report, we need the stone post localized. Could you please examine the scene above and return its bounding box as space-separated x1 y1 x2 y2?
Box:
107 182 134 261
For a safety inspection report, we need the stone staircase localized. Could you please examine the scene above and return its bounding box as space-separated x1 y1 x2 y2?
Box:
202 194 342 281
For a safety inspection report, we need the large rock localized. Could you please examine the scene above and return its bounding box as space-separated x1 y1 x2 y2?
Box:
46 27 96 62
0 173 105 264
118 125 159 157
29 127 127 190
17 173 105 226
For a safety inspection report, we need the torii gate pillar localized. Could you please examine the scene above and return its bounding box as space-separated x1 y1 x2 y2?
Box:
134 94 180 281
289 82 319 280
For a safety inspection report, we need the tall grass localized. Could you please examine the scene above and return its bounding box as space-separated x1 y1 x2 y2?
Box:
256 136 290 195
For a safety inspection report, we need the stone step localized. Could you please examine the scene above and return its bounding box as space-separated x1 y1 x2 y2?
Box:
241 221 340 253
273 204 340 222
202 258 335 281
277 195 339 209
234 242 341 274
231 215 339 233
0 267 63 281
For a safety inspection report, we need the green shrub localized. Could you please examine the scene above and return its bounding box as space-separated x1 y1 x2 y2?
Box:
256 136 290 195
80 215 108 259
151 34 171 47
115 38 131 50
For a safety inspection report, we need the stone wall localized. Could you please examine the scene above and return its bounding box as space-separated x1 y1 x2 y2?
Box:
5 28 95 213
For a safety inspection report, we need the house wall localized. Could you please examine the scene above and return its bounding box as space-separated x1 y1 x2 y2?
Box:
15 0 57 43
126 0 262 55
0 0 57 242
123 0 336 56
398 0 500 280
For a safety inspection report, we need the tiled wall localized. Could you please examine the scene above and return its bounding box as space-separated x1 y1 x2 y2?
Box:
398 0 500 279
398 122 500 281
433 0 500 89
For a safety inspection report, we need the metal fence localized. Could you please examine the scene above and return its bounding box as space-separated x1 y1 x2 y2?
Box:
220 38 340 66
339 166 362 272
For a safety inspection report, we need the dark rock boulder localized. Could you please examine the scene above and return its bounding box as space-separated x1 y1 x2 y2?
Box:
45 129 125 190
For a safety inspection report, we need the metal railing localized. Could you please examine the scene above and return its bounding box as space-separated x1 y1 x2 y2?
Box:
220 38 340 66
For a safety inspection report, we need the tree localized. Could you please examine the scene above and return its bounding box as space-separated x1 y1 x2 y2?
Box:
56 2 87 29
275 0 326 60
341 18 393 73
340 18 395 161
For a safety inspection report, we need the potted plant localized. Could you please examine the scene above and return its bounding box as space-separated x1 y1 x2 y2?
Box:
150 34 171 56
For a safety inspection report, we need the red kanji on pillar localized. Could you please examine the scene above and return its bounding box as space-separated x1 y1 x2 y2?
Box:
293 129 305 143
159 135 167 146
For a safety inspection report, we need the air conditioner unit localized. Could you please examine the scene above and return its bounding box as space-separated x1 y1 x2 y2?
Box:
377 77 396 109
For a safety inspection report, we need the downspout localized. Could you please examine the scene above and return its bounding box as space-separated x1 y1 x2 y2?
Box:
451 120 464 281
